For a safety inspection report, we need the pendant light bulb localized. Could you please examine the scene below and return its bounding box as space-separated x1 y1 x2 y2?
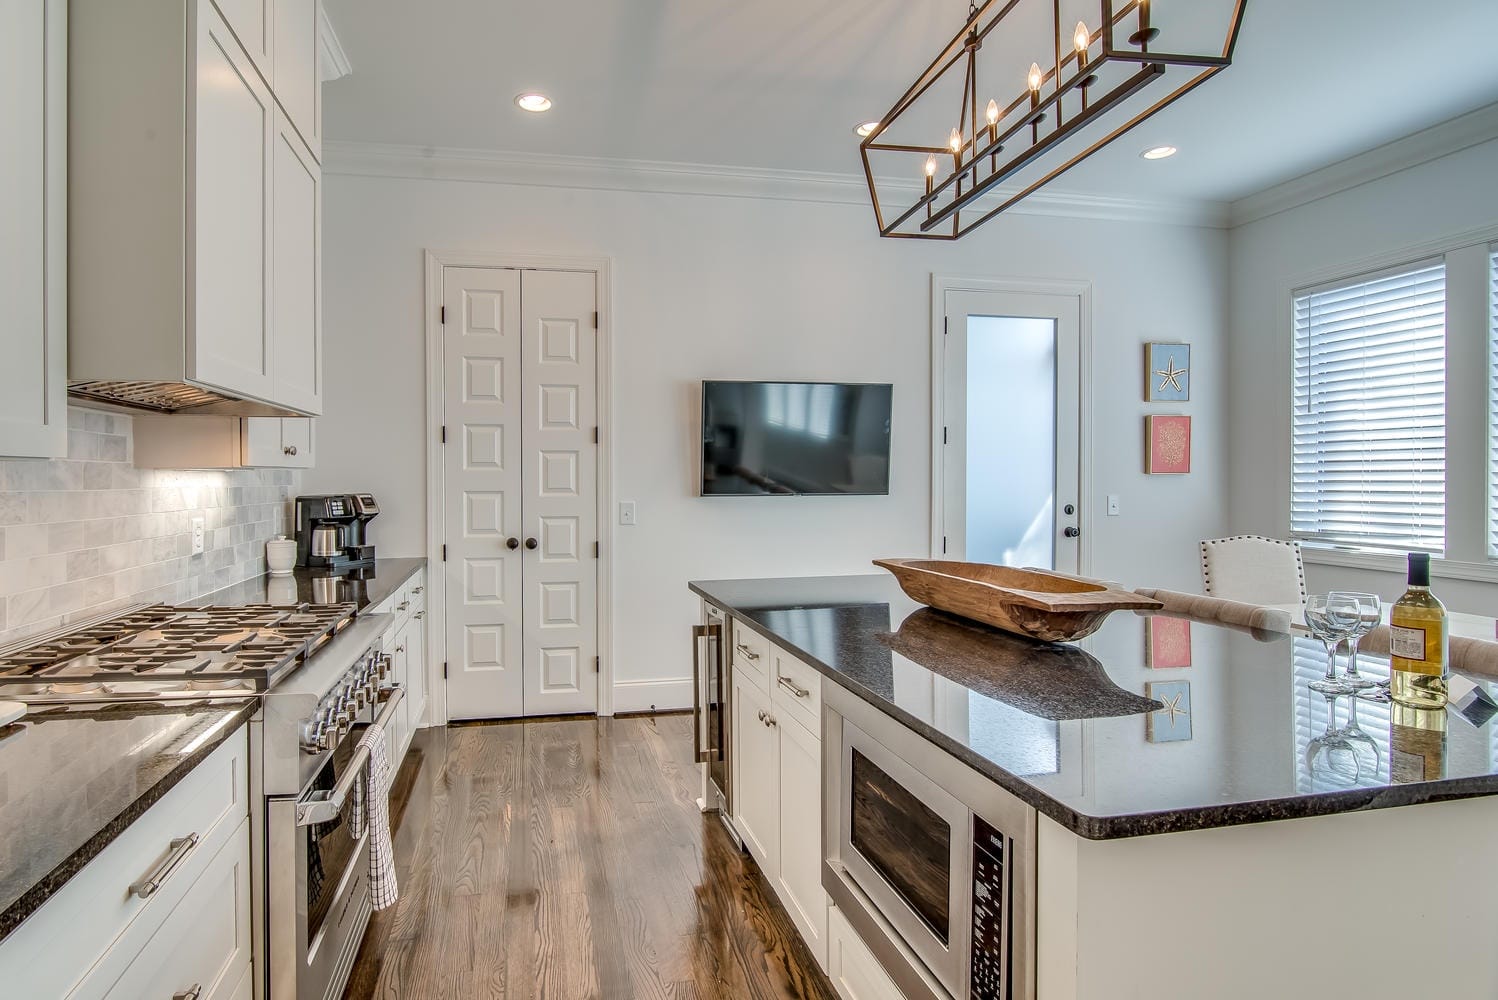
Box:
949 127 963 153
925 154 938 177
986 99 999 126
1028 62 1043 93
1074 21 1090 54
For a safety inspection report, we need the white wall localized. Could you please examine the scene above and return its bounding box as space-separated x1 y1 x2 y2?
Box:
310 171 1228 711
1227 137 1498 614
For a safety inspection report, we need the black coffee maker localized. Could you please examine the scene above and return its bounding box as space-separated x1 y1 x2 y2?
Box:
294 494 379 570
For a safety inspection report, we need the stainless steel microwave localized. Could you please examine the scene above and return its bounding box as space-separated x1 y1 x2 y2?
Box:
822 683 1036 1000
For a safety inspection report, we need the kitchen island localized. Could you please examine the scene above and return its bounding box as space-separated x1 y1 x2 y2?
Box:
691 574 1498 1000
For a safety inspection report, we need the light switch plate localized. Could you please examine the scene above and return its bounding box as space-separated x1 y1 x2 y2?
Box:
619 501 636 526
191 517 206 555
1106 494 1121 516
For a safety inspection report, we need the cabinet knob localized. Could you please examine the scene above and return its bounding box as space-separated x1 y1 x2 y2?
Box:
1063 526 1080 538
764 714 777 728
173 987 204 1000
524 537 539 550
283 445 298 456
506 537 521 550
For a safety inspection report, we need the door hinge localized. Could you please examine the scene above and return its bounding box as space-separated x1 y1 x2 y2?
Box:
944 316 948 335
442 661 449 679
593 541 600 558
440 425 447 444
440 305 446 324
942 535 948 553
943 426 948 445
441 544 448 561
592 426 600 444
593 655 600 673
593 310 599 328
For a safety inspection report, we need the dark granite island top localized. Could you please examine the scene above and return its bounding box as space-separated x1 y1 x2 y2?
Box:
0 699 258 942
689 574 1498 840
193 556 426 612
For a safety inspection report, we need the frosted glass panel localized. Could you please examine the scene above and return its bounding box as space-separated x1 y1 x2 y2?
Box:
965 316 1056 568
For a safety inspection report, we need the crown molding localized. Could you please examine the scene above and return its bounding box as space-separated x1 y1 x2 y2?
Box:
320 140 1230 228
1229 102 1498 228
318 6 352 82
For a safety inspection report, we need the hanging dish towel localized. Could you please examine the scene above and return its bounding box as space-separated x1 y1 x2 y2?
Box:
354 725 399 910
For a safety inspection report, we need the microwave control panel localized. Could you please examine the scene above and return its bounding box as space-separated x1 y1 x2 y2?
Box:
971 815 1009 999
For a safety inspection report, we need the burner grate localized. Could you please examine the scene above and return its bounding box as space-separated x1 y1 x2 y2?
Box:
0 602 358 692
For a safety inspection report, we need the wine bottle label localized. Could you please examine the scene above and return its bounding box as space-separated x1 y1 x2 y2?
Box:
1389 624 1427 660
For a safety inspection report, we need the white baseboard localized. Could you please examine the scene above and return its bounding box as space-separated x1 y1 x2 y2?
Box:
612 676 693 714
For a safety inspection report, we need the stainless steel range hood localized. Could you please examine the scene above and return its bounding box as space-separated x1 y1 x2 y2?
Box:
67 381 308 417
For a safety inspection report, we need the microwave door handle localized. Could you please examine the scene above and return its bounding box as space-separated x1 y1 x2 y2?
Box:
296 685 405 827
691 624 718 763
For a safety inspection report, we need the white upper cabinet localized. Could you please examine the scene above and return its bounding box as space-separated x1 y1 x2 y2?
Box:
69 0 322 417
0 0 66 458
272 0 321 158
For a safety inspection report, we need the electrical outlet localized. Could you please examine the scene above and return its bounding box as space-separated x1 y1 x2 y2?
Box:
619 500 637 526
1106 494 1121 516
191 517 206 555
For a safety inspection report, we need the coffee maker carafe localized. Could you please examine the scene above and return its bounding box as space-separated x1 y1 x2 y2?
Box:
294 494 380 570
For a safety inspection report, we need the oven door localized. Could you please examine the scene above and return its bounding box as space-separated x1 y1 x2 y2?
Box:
839 719 972 1000
267 726 373 999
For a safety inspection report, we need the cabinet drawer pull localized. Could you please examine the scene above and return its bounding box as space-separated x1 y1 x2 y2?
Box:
412 586 423 595
414 611 424 620
130 833 200 899
764 714 777 728
756 709 766 722
777 676 810 699
173 986 203 1000
397 601 410 612
735 644 760 661
283 445 298 456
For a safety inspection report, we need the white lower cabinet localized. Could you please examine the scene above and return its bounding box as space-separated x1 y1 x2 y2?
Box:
827 904 905 1000
731 634 830 971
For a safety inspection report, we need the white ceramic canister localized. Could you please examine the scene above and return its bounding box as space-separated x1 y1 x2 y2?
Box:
266 535 297 577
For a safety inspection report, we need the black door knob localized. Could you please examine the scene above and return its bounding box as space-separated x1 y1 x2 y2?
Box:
525 537 539 550
506 537 520 550
1063 526 1080 538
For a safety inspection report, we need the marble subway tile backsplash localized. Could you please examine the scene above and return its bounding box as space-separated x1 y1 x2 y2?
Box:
0 407 300 646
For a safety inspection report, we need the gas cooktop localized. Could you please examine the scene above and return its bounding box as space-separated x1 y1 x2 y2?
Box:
0 603 358 699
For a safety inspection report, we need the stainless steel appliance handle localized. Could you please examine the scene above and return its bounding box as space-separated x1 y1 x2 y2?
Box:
130 833 200 898
777 676 810 699
295 685 405 827
173 986 203 1000
691 624 719 763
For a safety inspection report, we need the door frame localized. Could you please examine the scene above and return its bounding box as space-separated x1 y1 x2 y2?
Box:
929 274 1094 575
424 249 616 721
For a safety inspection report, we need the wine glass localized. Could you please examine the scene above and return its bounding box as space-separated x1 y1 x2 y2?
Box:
1330 591 1381 691
1304 594 1360 695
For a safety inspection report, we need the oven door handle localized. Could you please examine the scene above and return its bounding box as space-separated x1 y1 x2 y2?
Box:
691 623 720 763
295 685 405 828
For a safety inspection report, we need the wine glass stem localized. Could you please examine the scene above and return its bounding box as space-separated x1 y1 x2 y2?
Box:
1324 641 1339 682
1346 639 1361 678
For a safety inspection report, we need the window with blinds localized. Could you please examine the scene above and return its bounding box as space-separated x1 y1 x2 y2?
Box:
1489 247 1498 557
1291 261 1447 554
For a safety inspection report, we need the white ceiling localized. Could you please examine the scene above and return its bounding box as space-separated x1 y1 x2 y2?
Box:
322 0 1498 205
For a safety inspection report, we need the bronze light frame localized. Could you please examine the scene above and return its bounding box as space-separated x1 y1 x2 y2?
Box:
860 0 1248 239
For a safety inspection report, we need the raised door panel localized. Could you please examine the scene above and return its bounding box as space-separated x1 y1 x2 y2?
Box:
390 622 414 763
93 818 253 1000
732 674 779 875
192 1 275 402
240 417 312 467
0 0 65 458
407 605 428 728
279 417 313 466
272 0 320 158
270 110 320 412
212 0 272 77
827 906 905 1000
519 270 598 716
777 714 829 970
443 267 524 719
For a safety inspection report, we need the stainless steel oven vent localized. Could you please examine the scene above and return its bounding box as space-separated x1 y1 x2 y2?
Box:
67 380 304 417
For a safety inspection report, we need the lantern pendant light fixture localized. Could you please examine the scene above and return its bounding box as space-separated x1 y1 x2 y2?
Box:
857 0 1247 240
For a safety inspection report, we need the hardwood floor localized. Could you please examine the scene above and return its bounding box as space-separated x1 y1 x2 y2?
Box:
343 713 840 1000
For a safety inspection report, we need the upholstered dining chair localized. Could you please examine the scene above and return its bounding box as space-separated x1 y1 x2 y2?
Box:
1199 535 1307 606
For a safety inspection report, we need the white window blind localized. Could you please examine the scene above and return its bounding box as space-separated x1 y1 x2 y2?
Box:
1489 247 1498 557
1292 261 1446 554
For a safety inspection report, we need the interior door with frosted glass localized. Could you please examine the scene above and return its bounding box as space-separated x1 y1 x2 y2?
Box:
942 290 1082 573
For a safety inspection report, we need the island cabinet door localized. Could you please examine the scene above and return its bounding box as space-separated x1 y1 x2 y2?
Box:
777 713 829 970
732 673 780 873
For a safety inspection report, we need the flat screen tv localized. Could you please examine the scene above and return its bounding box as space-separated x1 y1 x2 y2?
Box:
700 381 892 496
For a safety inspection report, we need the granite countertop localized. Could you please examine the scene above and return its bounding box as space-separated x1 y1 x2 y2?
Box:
0 699 258 942
192 556 426 612
690 574 1498 840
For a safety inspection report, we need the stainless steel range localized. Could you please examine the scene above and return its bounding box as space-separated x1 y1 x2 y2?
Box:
0 602 400 1000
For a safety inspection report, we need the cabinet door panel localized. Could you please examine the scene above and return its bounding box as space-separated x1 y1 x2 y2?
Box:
192 2 274 401
778 715 829 969
0 0 65 457
271 111 321 412
212 0 272 76
272 0 320 157
732 675 778 873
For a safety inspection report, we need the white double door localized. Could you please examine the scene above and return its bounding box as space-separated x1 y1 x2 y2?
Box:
443 266 598 719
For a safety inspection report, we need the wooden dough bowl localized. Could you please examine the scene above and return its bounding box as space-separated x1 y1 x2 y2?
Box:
875 559 1163 643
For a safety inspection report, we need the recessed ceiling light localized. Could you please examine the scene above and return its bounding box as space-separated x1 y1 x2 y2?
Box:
854 121 880 138
515 92 553 113
1140 145 1177 160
